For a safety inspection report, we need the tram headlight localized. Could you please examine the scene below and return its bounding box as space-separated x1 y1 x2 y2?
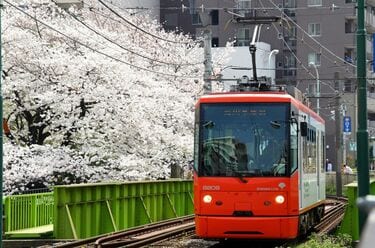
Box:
203 195 212 203
275 195 285 204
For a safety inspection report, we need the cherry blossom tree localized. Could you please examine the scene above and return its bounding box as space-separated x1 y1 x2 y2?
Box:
2 0 233 194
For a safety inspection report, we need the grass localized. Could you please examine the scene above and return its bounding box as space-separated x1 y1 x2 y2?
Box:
294 233 352 248
326 185 348 197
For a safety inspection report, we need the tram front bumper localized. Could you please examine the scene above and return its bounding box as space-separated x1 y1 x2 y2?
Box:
195 215 299 239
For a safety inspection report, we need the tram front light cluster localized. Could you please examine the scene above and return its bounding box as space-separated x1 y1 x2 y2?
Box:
275 195 285 204
203 194 212 203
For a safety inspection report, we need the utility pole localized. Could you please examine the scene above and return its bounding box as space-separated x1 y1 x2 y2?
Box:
309 62 320 115
342 104 347 165
203 29 213 94
357 0 370 234
335 93 343 197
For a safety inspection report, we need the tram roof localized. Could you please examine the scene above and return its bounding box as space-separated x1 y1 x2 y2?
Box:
197 92 324 124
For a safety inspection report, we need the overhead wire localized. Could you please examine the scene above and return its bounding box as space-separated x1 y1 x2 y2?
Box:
85 2 203 59
267 0 357 69
256 2 356 78
296 35 356 77
83 2 204 64
64 9 203 67
4 0 201 79
97 0 193 45
256 0 350 90
115 5 355 12
100 1 358 79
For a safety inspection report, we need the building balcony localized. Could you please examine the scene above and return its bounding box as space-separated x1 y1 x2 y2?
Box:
365 8 375 33
368 92 375 114
367 0 375 8
232 9 279 24
283 37 297 49
353 7 375 33
367 38 373 57
283 68 297 77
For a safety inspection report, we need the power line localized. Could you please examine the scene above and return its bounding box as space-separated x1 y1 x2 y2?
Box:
278 77 375 81
97 0 192 45
295 35 356 77
116 5 355 12
65 9 203 67
256 1 354 88
4 0 201 79
267 0 357 69
85 2 203 60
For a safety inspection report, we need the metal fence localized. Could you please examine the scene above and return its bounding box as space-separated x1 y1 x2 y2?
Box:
3 180 193 239
53 180 194 239
4 192 54 232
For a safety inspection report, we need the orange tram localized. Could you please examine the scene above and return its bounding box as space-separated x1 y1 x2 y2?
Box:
193 85 326 239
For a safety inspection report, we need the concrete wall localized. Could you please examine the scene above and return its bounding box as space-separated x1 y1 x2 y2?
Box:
326 171 375 191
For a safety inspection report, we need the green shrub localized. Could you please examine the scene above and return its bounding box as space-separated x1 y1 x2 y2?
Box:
295 233 352 248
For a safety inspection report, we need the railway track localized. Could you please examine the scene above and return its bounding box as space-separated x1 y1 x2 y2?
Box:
314 196 348 235
54 215 195 248
53 197 347 248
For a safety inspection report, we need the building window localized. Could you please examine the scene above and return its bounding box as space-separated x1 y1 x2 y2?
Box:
284 0 296 16
334 81 340 91
308 53 321 66
210 10 219 25
236 0 252 8
344 48 355 64
308 83 316 95
212 37 219 47
308 23 321 36
334 72 341 91
235 0 253 17
286 26 297 39
191 13 201 25
284 54 296 68
308 0 322 6
345 19 356 33
344 79 353 92
285 0 296 8
236 28 251 46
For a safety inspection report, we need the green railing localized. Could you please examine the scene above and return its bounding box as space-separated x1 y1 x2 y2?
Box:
53 180 194 239
3 180 193 239
4 192 54 232
338 179 375 240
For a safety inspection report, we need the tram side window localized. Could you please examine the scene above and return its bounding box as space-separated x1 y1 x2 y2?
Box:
290 122 298 173
321 132 325 172
303 126 317 173
193 108 200 171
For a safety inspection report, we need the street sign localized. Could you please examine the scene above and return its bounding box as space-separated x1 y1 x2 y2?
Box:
343 116 351 133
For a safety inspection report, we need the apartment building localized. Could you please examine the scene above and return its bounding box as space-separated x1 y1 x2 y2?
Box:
160 0 375 167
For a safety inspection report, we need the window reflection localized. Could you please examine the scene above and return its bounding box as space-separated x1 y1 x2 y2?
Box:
199 103 289 177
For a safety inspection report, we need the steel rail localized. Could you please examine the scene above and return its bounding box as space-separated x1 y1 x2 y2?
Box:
105 222 195 247
54 215 195 248
315 196 348 235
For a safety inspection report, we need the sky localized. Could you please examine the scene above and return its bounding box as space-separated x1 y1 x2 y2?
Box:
1 0 233 194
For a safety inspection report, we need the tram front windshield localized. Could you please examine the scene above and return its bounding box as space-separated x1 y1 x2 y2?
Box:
198 103 289 177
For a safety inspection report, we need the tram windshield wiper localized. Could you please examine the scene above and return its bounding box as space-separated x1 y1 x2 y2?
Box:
233 170 261 180
234 171 248 183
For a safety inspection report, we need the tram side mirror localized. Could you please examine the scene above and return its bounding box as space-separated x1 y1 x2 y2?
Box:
300 122 308 137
